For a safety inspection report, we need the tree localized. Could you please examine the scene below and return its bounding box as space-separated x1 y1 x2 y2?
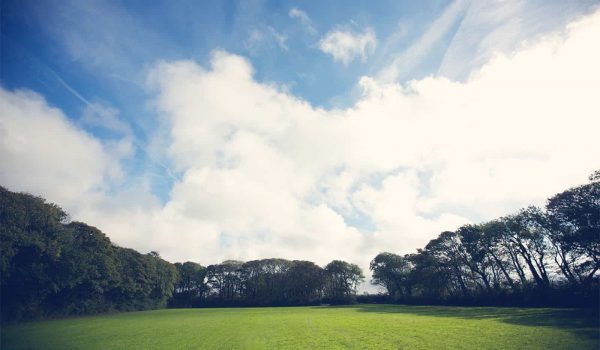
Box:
206 260 243 302
284 260 323 305
370 252 412 299
46 222 119 315
546 174 600 284
324 260 364 303
0 187 69 321
456 225 495 293
423 231 471 297
240 258 292 305
406 250 455 299
174 262 207 299
499 209 552 290
0 186 180 322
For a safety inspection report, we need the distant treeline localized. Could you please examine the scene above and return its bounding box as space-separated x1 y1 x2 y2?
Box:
1 171 598 322
169 258 363 308
369 171 599 307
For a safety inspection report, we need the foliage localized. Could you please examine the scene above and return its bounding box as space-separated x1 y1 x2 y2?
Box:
0 187 178 322
370 171 600 306
370 252 412 299
323 260 364 303
169 262 207 307
173 258 355 307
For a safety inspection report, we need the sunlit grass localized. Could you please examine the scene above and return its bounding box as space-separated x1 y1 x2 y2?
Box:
2 305 598 349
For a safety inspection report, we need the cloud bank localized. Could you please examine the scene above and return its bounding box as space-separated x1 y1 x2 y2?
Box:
1 9 599 279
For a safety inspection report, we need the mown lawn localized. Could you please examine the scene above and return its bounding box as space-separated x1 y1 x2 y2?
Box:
1 305 598 349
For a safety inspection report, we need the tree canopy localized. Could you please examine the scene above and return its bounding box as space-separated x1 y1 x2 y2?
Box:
0 187 177 322
369 171 599 306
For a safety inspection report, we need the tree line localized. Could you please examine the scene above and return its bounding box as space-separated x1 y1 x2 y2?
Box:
0 186 364 322
169 259 364 308
1 171 597 322
0 187 178 322
370 171 599 306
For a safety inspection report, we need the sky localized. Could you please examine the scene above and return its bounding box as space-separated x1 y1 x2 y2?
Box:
1 0 600 285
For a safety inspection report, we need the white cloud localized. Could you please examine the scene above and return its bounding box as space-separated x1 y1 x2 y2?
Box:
244 26 288 54
289 7 317 35
377 0 469 82
2 9 600 284
319 27 377 64
353 171 470 251
0 88 122 209
141 8 598 269
289 8 310 23
81 101 131 135
435 0 596 81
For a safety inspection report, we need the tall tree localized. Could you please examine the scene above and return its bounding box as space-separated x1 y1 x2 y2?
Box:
324 260 364 302
370 252 412 299
456 225 495 293
546 173 600 284
206 260 243 302
284 260 323 305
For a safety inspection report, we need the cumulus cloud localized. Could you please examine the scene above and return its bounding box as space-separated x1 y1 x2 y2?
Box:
353 171 469 251
0 88 122 210
319 27 377 64
2 9 600 282
140 9 598 271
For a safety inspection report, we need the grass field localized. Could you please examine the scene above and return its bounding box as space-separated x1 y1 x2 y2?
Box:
1 305 598 349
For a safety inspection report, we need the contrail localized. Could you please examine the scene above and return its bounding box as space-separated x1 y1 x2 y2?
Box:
50 71 92 106
49 64 181 183
8 37 182 184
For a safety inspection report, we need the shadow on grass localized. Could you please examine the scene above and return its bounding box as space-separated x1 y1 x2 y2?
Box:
320 304 599 342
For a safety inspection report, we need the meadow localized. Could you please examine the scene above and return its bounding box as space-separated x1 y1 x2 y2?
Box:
1 305 598 349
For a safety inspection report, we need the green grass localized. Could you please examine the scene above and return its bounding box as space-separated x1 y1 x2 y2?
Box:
1 305 598 349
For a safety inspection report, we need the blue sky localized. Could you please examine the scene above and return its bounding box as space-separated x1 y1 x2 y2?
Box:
2 1 444 104
3 0 450 199
1 0 599 274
